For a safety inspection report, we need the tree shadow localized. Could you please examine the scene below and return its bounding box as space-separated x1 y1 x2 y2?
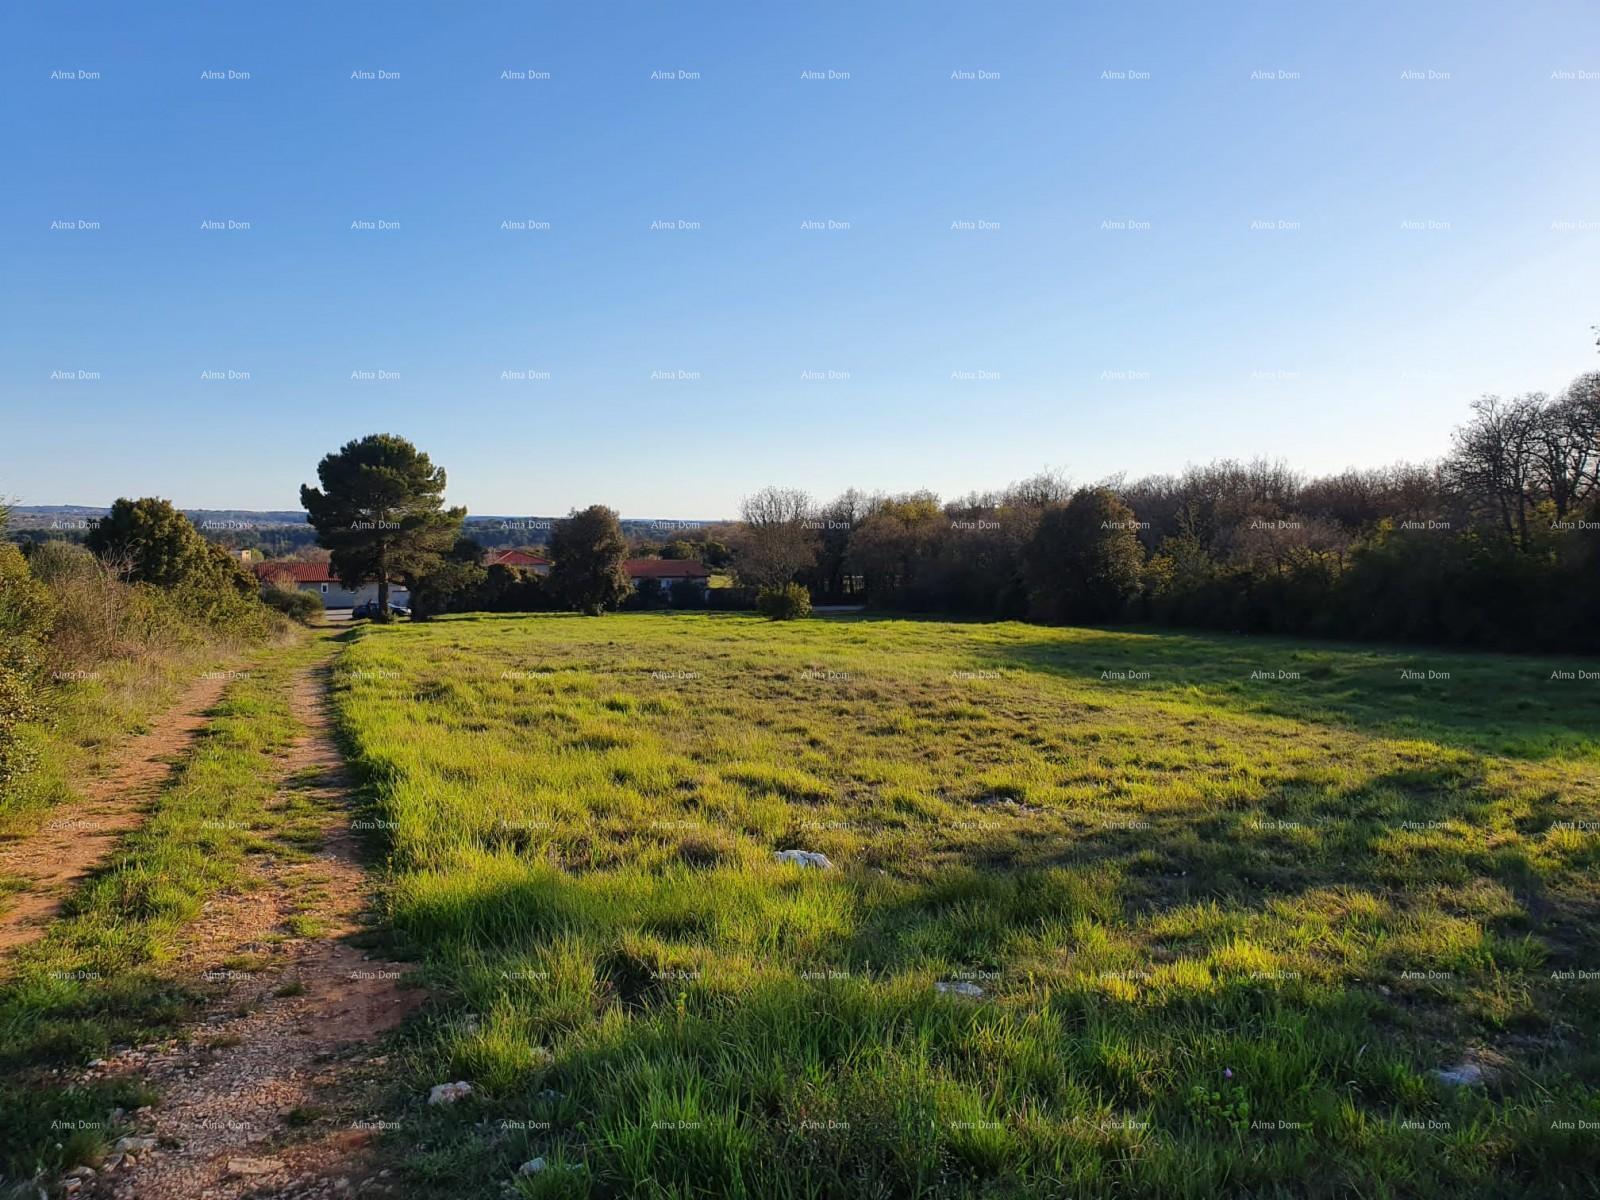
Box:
979 625 1600 762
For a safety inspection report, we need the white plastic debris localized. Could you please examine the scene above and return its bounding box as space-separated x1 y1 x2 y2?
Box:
775 849 834 869
518 1158 547 1175
428 1080 475 1104
935 981 985 999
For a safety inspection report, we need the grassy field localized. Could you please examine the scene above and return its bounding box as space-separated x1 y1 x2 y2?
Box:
333 612 1600 1199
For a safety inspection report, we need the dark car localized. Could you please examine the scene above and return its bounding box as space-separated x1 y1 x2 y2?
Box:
352 599 409 619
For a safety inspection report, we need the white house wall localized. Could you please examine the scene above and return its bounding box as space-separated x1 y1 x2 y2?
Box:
297 582 410 609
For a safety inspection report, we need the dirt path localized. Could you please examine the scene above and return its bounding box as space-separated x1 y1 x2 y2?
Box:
0 668 239 955
75 660 422 1200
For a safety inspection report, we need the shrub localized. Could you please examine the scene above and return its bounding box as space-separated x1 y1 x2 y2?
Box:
475 564 549 613
630 578 669 610
707 586 758 611
85 497 211 587
25 537 282 670
0 543 54 646
0 661 37 796
260 585 324 624
669 578 708 609
0 543 52 795
756 582 812 620
408 537 490 619
27 545 146 666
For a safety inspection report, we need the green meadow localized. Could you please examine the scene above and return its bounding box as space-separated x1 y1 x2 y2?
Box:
332 613 1600 1199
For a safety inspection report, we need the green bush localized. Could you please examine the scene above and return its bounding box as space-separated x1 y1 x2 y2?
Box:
669 578 708 609
707 586 758 611
0 543 53 795
85 497 211 587
756 582 812 620
625 578 669 611
260 584 324 624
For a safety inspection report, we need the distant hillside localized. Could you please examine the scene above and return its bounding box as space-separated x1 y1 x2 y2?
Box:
7 506 724 550
8 506 307 531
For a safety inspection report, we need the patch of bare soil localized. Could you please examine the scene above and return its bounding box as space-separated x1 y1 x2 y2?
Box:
74 665 423 1200
0 670 238 956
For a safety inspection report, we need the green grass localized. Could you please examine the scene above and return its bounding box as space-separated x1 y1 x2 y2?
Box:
332 612 1600 1199
0 634 333 1181
3 651 250 838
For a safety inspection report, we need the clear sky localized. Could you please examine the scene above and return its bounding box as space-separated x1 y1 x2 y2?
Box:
3 1 1597 519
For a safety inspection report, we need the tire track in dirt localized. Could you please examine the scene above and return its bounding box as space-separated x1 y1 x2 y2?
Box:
0 668 239 956
74 655 422 1200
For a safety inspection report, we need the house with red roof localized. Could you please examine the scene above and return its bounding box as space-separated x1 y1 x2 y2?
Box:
253 562 410 610
624 558 710 597
253 553 709 608
484 548 551 575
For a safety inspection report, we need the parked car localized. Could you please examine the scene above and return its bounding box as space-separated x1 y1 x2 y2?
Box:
352 599 410 619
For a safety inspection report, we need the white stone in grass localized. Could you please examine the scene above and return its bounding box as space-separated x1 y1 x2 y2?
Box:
1433 1062 1486 1086
428 1080 475 1105
935 981 985 999
518 1158 547 1175
775 849 834 869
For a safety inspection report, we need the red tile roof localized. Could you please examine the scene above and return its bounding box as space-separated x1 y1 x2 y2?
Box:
625 558 709 580
254 562 336 584
485 549 551 568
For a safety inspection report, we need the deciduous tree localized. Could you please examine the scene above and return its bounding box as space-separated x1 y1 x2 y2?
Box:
734 486 816 588
1024 488 1144 624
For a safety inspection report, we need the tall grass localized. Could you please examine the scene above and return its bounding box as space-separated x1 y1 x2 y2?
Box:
334 613 1600 1199
0 543 290 834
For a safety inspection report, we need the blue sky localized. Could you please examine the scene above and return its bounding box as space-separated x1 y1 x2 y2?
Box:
3 1 1597 518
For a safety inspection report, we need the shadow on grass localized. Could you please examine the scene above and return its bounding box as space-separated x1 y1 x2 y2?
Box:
372 852 1598 1200
975 626 1600 762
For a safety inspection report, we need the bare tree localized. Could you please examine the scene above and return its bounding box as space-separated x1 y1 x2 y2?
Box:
1001 469 1073 508
1232 516 1351 577
1295 463 1448 529
734 486 817 588
1554 372 1600 502
1532 391 1597 518
1446 394 1545 542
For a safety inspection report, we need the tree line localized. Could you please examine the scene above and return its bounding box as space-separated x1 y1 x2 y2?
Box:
722 370 1600 651
32 361 1582 654
283 367 1600 650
